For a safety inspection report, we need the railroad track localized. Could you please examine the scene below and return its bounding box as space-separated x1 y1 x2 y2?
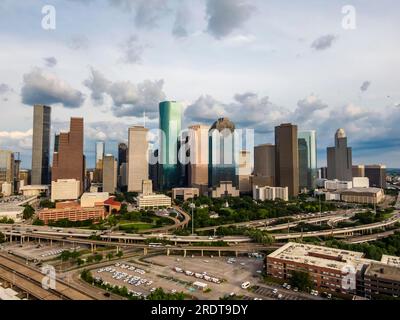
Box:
0 253 94 300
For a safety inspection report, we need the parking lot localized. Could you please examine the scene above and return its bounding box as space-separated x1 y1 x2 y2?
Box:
1 242 84 262
144 255 266 299
93 261 200 299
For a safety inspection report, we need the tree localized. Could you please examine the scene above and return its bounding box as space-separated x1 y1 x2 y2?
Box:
0 231 5 243
23 205 35 220
94 253 103 262
32 219 45 226
77 258 84 266
116 250 123 258
106 252 114 261
289 271 314 291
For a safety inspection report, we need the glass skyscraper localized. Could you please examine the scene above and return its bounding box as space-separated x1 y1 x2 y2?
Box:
208 118 237 188
159 101 182 190
298 130 317 190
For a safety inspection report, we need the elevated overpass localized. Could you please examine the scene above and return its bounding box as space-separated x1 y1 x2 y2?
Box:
273 213 400 240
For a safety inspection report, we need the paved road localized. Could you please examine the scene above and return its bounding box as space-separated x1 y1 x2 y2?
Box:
273 212 400 240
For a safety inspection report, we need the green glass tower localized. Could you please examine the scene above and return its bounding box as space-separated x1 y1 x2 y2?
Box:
159 101 183 190
298 130 317 190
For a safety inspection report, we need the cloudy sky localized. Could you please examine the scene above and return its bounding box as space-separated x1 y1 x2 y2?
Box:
0 0 399 169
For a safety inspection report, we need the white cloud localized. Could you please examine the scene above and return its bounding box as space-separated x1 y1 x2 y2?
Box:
21 68 85 108
84 68 166 118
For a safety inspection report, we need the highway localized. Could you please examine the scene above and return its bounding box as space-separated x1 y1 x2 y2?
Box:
0 252 95 300
0 224 251 244
273 212 400 240
196 209 358 232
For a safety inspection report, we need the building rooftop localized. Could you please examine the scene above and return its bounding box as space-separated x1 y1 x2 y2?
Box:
341 187 382 194
365 262 400 282
381 255 400 268
268 242 369 272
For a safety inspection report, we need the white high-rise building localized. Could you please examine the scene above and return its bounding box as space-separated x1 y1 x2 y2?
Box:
128 126 149 192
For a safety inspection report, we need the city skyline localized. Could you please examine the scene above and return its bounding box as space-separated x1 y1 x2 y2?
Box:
0 1 399 169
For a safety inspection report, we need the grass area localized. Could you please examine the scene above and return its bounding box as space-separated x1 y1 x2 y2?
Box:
119 222 154 231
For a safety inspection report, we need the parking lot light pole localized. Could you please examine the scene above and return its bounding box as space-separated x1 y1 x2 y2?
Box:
189 202 195 236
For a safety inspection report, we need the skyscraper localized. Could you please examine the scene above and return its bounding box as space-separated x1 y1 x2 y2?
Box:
52 118 85 194
209 118 237 188
275 123 299 197
102 154 117 193
159 101 182 190
94 141 105 183
238 150 252 194
188 124 209 192
253 144 275 187
298 130 317 190
31 104 51 185
0 150 15 190
95 141 105 168
128 126 149 192
365 165 387 188
118 143 128 189
327 128 353 181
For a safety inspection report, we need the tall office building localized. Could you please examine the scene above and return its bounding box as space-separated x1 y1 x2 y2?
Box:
128 126 149 192
31 104 51 185
365 165 387 188
298 130 317 190
159 101 182 190
327 128 353 181
52 118 85 194
188 124 209 192
94 141 105 183
118 143 127 170
102 154 117 193
95 141 105 168
209 118 237 188
0 150 15 191
238 150 252 194
253 144 275 187
117 143 128 189
352 165 365 178
275 123 299 197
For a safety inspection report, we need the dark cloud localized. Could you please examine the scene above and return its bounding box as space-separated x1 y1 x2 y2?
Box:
21 68 84 108
109 0 169 29
120 35 145 64
360 81 371 92
292 95 328 123
84 68 166 119
67 35 89 50
206 0 256 39
0 83 11 95
172 4 190 38
311 34 337 51
43 56 58 68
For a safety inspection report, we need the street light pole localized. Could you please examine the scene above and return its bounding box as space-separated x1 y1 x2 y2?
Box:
189 201 195 236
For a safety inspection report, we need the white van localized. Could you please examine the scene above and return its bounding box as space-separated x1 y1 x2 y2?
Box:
241 282 251 289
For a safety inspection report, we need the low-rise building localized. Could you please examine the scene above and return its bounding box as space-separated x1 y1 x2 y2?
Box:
253 186 289 201
364 262 400 299
266 242 370 295
325 180 352 191
137 194 172 209
352 177 370 188
51 179 80 202
19 185 49 197
340 187 384 205
172 188 200 201
38 205 106 224
211 181 240 198
80 192 110 208
1 182 12 197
